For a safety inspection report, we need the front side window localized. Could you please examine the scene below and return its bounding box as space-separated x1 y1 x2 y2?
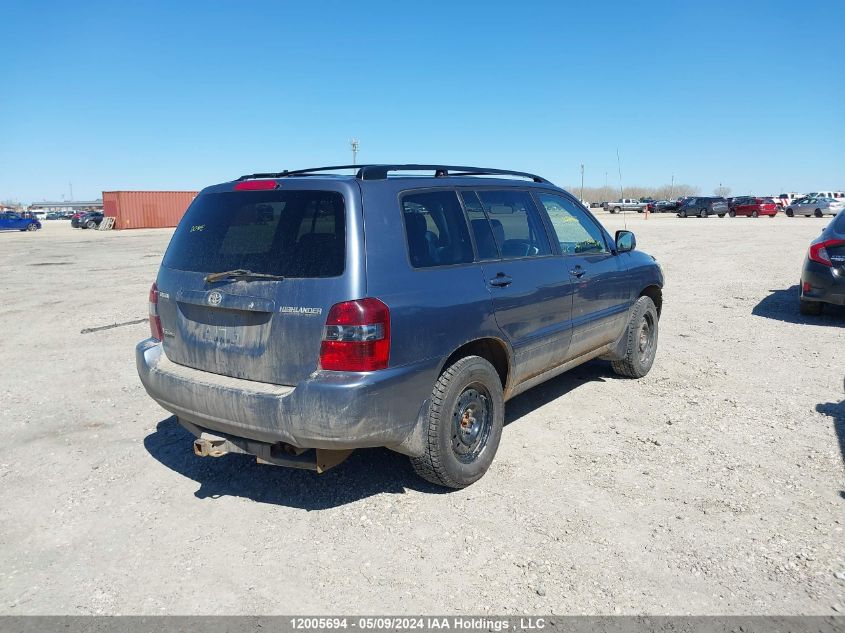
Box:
536 193 608 255
401 190 473 268
474 190 551 258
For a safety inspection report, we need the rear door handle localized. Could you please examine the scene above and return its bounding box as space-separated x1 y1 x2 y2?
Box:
489 273 512 288
570 266 585 278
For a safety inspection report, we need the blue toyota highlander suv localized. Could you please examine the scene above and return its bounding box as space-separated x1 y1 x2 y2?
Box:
137 164 664 488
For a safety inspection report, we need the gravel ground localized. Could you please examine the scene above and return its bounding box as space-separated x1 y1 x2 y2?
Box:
0 215 842 615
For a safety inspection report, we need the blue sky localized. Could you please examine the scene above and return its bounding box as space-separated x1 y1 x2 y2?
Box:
1 0 843 202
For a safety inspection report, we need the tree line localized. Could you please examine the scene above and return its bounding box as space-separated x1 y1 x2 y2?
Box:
565 184 702 203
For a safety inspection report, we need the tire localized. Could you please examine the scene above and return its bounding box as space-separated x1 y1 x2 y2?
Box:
799 298 823 316
613 207 621 214
814 209 823 218
699 208 708 218
729 210 736 217
751 210 758 218
410 356 504 489
26 223 37 231
611 296 659 379
679 210 687 218
86 220 97 229
786 209 794 217
718 214 725 218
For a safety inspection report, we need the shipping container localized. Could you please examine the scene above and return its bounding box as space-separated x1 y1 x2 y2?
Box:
102 191 198 230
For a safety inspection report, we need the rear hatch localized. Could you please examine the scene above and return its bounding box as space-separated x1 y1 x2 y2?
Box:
155 180 363 385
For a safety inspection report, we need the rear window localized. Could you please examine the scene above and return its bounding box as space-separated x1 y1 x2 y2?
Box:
162 190 345 278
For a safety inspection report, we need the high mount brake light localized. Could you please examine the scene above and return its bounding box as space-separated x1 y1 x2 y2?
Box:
234 180 278 191
149 282 163 341
319 298 390 372
808 239 845 266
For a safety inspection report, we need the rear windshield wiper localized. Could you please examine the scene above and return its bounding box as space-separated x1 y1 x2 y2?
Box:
204 269 286 283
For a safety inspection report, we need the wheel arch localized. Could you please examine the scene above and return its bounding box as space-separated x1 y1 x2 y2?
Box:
640 284 663 318
440 337 511 392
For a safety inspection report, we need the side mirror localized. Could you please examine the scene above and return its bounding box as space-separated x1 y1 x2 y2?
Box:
615 230 636 253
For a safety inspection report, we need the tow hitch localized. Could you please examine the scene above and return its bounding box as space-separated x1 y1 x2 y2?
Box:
193 437 228 457
184 422 353 473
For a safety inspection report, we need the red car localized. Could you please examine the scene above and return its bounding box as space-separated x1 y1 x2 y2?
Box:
729 197 778 217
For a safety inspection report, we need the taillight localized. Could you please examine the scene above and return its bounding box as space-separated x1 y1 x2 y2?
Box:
149 282 163 340
234 180 277 191
808 239 845 266
319 298 390 371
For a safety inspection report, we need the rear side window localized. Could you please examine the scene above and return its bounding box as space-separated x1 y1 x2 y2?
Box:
401 190 474 268
475 190 551 258
162 190 345 278
460 191 499 260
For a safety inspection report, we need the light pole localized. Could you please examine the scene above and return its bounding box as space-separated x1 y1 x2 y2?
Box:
350 138 360 166
670 174 674 200
580 163 584 203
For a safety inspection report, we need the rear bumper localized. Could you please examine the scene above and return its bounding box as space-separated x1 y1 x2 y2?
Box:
136 338 440 451
801 262 845 305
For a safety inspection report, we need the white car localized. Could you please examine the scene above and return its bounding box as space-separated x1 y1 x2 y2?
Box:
786 196 845 217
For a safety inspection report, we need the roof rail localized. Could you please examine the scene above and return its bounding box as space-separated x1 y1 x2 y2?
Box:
357 164 550 183
236 164 551 184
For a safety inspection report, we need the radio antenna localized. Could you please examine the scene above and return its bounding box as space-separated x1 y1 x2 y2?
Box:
617 147 626 229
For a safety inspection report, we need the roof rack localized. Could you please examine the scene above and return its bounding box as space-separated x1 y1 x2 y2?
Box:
236 164 551 184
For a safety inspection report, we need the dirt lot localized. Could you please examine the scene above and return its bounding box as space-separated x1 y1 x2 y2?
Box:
0 214 843 615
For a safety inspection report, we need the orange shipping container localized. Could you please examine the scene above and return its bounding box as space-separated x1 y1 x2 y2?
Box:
102 191 198 230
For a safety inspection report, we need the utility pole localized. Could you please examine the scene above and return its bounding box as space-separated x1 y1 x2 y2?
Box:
580 163 584 203
349 138 360 166
670 174 674 200
69 181 73 201
604 171 608 200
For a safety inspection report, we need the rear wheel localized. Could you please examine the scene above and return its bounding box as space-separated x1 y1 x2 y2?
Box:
613 206 621 214
729 210 736 217
699 208 708 218
611 296 659 379
26 222 37 231
786 209 794 217
410 356 504 489
752 210 759 218
799 298 823 316
718 214 725 218
814 209 823 218
86 220 97 229
679 210 687 218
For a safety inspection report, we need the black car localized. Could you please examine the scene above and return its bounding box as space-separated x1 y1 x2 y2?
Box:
653 200 676 212
800 209 845 315
677 197 728 218
73 212 104 229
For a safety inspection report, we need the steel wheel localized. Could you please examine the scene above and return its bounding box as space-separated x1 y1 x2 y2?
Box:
451 384 492 464
637 312 657 366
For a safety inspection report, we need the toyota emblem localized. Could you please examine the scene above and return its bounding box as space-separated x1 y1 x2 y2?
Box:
207 290 223 306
